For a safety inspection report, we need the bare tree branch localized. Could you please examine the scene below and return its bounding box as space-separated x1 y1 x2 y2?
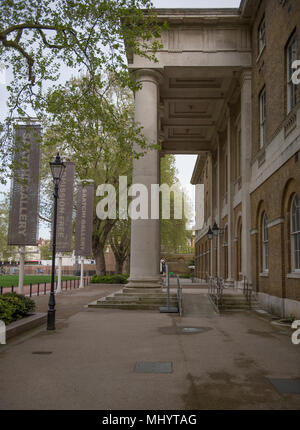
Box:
38 213 51 223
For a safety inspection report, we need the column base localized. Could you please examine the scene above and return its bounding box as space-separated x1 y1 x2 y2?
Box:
126 276 162 290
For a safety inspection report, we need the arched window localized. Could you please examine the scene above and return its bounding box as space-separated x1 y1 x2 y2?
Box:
262 213 269 272
291 194 300 271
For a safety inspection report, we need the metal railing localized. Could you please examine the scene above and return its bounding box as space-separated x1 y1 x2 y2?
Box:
241 274 252 309
208 276 224 312
176 275 183 316
0 276 91 297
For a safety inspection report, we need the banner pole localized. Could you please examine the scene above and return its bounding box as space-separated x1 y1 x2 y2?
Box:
18 246 25 295
79 257 84 288
56 253 62 293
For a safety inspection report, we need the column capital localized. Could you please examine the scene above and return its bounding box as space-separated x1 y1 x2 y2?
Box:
132 68 164 86
240 69 252 87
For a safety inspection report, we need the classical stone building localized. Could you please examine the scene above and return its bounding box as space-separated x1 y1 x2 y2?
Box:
125 0 300 317
191 0 300 317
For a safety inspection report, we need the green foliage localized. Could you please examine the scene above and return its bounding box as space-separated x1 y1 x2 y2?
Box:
39 240 51 260
90 274 129 284
42 74 136 275
0 0 167 183
0 193 18 262
0 275 79 287
109 218 130 274
160 155 193 254
0 292 35 325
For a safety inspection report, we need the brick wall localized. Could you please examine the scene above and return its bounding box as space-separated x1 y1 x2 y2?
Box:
252 0 300 159
250 154 300 301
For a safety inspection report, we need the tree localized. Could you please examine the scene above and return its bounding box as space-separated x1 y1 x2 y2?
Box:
39 240 51 260
109 219 130 274
0 193 18 262
43 74 135 275
160 155 193 254
0 0 167 183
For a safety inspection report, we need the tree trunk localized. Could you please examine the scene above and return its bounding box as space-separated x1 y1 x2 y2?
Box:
115 258 124 275
94 245 106 276
125 255 130 274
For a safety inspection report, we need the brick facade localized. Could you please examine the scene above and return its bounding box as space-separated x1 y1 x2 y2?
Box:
192 0 300 317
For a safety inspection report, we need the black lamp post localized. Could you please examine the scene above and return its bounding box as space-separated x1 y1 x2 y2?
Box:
207 226 213 240
47 153 66 331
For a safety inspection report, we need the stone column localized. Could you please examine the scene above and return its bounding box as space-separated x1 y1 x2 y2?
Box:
240 71 252 283
217 135 221 277
209 152 214 277
226 107 233 282
127 69 162 289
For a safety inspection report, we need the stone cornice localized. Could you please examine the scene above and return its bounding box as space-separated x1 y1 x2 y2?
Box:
151 8 251 26
153 8 240 17
190 154 207 185
240 0 260 21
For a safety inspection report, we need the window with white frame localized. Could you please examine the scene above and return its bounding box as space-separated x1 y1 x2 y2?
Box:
291 193 300 271
258 17 266 55
260 87 266 148
262 213 269 272
287 34 297 113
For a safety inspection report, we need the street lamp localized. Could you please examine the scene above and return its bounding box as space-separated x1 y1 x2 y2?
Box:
208 221 225 238
47 153 65 330
212 222 219 237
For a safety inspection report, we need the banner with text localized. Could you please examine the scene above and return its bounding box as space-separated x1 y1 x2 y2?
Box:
75 183 94 257
8 124 41 246
55 162 75 253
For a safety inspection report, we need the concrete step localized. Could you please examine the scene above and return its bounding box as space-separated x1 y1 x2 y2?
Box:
219 298 260 311
88 301 174 311
220 304 249 308
114 292 177 299
99 297 177 305
222 300 249 306
88 286 179 310
122 288 163 295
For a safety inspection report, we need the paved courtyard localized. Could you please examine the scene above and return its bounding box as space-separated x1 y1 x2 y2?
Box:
0 285 299 410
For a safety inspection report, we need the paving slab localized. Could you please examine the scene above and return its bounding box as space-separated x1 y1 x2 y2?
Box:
0 288 299 410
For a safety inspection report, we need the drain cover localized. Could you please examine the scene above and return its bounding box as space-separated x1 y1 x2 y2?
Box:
181 327 208 334
269 378 300 394
134 361 173 374
32 351 53 355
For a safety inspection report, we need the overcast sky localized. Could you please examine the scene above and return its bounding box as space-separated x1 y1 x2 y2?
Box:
153 0 240 7
0 0 241 238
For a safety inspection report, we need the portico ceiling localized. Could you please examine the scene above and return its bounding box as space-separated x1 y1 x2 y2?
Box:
160 66 240 154
127 8 252 155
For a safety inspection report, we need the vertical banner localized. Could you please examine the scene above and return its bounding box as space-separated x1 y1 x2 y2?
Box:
75 182 94 257
8 124 41 245
55 162 75 253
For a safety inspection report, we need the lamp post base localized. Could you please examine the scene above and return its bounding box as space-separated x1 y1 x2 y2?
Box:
47 310 56 330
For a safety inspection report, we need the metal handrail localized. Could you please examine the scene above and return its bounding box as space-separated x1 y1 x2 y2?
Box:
176 275 182 316
208 276 224 312
242 274 252 309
